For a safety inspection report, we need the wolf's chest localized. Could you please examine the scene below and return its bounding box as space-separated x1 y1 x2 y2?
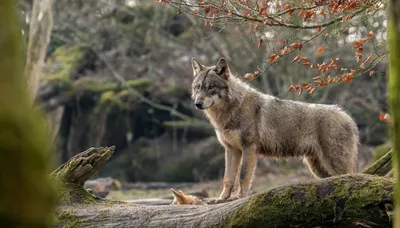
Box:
216 129 242 149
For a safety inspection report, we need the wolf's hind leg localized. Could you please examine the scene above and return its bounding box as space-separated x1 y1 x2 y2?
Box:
304 156 331 178
319 150 356 176
218 146 241 201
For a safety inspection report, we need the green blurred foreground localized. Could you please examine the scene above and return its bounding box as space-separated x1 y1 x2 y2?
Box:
0 1 56 227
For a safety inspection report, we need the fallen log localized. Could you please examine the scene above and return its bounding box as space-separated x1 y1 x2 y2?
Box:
55 175 393 227
52 146 394 227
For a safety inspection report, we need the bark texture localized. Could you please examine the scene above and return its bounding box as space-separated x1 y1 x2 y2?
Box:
52 147 394 227
25 0 53 100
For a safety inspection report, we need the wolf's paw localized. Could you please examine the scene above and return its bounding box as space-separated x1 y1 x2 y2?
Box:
227 196 240 202
207 198 227 204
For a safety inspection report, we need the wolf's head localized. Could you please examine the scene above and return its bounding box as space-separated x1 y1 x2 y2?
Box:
170 188 207 205
190 57 231 110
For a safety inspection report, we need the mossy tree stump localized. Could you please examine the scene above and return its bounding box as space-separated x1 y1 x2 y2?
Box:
53 147 394 227
51 146 115 204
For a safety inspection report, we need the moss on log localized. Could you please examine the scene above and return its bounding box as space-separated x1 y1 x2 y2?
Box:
38 77 153 111
51 146 115 204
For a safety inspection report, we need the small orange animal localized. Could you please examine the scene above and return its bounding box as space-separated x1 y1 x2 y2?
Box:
170 188 207 205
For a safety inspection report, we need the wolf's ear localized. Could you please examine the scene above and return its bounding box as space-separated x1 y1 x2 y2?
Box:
191 57 203 77
215 57 230 80
170 188 185 204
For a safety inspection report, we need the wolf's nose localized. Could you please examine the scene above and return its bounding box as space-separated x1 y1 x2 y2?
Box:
195 101 203 109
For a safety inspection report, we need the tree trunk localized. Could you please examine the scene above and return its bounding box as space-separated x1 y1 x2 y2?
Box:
53 147 394 228
25 0 59 145
0 1 56 226
25 0 53 100
388 1 400 227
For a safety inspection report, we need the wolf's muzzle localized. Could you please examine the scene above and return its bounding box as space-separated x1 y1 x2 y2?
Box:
195 101 204 109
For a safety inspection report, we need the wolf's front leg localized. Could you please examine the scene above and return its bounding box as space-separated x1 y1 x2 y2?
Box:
218 146 241 201
236 145 257 198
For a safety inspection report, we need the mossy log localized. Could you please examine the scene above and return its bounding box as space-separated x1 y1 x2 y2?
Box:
51 146 115 204
53 147 394 227
37 77 152 111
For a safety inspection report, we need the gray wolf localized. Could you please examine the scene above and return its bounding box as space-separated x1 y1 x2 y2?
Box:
190 57 359 202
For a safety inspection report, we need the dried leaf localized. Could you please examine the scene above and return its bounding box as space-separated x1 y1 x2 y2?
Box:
204 6 211 14
244 73 255 80
290 42 302 50
312 76 323 82
360 55 372 69
268 54 280 63
291 56 299 63
379 113 390 121
316 45 324 55
355 52 362 62
280 46 291 55
369 71 375 77
288 85 297 91
368 31 375 39
258 39 264 48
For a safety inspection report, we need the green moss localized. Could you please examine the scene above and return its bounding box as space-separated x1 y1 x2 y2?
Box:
72 77 152 93
227 175 393 227
53 209 79 228
99 91 127 109
346 175 393 210
125 78 153 88
54 180 99 205
41 45 83 81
